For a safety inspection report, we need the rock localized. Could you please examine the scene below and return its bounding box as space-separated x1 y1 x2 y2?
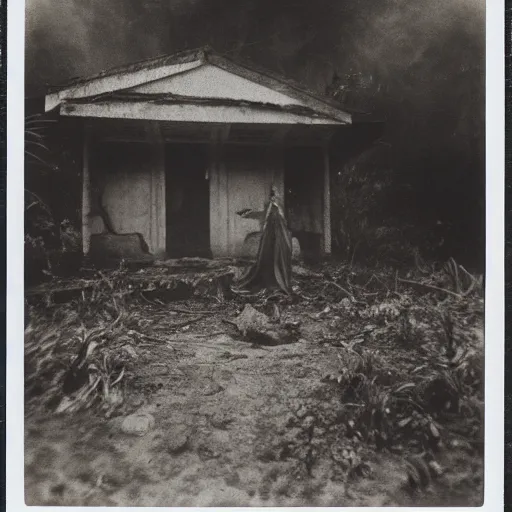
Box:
211 412 234 429
302 415 315 429
352 462 372 478
166 430 189 455
233 304 297 345
121 412 155 436
340 298 351 308
121 345 138 359
202 382 224 396
235 304 277 340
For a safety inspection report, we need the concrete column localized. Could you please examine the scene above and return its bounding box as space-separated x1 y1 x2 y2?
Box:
323 145 332 255
209 128 224 257
147 122 166 256
82 124 91 255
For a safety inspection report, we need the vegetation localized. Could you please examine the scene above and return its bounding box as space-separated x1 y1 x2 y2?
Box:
24 259 483 505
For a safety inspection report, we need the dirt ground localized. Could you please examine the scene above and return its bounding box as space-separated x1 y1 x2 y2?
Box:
24 264 484 507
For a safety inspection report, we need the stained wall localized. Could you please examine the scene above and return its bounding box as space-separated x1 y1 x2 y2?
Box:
89 139 166 256
209 145 284 258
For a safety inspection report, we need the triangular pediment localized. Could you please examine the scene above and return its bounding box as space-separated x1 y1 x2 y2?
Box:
128 63 308 108
45 48 352 124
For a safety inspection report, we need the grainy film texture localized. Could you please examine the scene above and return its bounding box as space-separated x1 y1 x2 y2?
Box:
24 0 484 506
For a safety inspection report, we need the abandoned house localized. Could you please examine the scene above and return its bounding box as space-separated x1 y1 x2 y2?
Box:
44 47 382 263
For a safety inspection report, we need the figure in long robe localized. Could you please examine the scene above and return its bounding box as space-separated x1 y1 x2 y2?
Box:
233 186 292 295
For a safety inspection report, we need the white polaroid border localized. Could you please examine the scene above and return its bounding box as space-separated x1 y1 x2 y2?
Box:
6 0 504 510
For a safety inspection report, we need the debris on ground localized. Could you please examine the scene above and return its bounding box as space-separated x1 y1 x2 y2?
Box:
24 257 484 507
230 304 299 345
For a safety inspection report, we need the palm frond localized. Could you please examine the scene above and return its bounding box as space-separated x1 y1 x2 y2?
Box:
25 150 55 170
25 118 57 126
26 140 51 153
25 189 53 215
25 130 46 140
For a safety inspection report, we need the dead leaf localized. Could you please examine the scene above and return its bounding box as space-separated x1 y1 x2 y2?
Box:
428 460 443 478
398 417 413 428
429 422 441 439
394 383 416 394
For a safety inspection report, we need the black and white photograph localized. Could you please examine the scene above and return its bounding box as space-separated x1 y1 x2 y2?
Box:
9 0 503 508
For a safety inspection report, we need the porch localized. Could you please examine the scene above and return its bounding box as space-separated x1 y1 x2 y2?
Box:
81 118 335 262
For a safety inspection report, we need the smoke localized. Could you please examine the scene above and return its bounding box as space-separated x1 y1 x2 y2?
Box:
25 0 484 96
25 0 168 94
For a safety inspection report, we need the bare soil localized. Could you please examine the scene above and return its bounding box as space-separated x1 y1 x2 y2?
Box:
25 266 484 507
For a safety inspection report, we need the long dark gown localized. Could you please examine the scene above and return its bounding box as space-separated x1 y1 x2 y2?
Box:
233 196 292 295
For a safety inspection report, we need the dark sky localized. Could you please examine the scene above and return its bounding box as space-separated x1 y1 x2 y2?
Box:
25 0 484 97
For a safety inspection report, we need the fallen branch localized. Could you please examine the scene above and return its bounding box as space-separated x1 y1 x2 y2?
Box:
168 316 204 329
139 293 161 307
140 293 219 314
168 307 218 315
296 291 315 301
363 274 378 289
397 278 462 298
324 281 354 299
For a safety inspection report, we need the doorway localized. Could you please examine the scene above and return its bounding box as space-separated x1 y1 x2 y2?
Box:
284 146 323 261
165 144 210 258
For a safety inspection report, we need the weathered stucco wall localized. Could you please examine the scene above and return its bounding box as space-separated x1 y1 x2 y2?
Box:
89 139 165 256
210 145 284 258
130 64 308 107
85 134 325 261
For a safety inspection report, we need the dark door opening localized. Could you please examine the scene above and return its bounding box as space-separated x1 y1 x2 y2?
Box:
165 144 210 258
284 147 323 261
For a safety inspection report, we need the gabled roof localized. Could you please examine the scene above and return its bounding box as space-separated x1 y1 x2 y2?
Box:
45 46 353 124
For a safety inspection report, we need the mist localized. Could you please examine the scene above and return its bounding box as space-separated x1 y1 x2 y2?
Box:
26 0 484 92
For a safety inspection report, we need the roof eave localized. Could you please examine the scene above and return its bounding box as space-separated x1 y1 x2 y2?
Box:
44 47 354 123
